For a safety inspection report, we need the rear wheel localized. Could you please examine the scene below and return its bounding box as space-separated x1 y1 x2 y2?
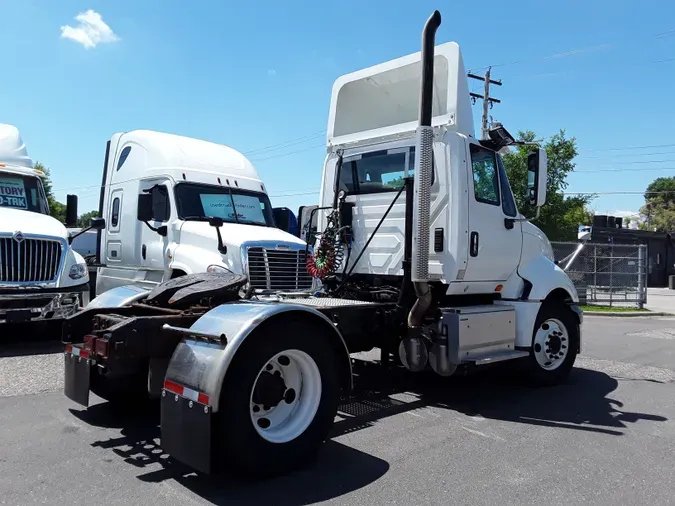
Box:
214 320 341 479
526 302 579 386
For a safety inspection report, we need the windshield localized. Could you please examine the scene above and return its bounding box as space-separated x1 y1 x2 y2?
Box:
174 183 275 226
0 173 49 214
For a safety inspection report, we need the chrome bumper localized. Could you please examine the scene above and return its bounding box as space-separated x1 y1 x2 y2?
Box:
0 284 90 324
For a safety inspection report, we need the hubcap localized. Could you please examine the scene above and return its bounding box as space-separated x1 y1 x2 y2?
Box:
249 349 322 443
533 318 570 371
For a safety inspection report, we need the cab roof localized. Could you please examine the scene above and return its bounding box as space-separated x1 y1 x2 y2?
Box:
112 130 263 185
326 42 475 147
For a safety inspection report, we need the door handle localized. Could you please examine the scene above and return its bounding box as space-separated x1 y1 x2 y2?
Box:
504 218 515 230
142 244 147 260
470 231 479 257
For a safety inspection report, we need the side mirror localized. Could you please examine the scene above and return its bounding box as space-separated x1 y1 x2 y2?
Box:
65 194 78 228
90 217 106 230
527 148 547 207
137 193 153 222
272 207 298 236
298 205 319 242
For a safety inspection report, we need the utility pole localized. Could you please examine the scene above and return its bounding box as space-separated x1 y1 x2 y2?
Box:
468 67 502 139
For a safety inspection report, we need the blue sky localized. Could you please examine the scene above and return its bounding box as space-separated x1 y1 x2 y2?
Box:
1 0 674 223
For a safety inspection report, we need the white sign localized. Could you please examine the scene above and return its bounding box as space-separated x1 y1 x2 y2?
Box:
0 177 28 210
200 193 266 224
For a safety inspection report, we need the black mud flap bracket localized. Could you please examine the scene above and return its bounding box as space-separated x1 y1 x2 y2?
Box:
64 352 91 407
161 391 212 474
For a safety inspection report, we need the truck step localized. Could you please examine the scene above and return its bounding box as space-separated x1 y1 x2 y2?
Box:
468 350 529 366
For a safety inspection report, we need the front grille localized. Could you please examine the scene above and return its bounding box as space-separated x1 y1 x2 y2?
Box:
246 247 313 291
0 237 63 283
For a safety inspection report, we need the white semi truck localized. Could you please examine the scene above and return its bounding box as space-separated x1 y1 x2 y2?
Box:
89 129 313 299
63 10 582 480
0 124 99 328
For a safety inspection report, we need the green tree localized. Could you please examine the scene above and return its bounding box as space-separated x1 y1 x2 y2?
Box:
501 129 594 241
77 210 100 228
639 176 675 231
34 161 67 223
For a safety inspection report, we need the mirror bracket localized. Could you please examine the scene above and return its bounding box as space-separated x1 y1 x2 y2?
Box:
143 221 167 237
208 217 227 255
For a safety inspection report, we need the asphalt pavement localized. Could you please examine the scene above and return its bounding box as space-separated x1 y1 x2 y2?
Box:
1 315 675 505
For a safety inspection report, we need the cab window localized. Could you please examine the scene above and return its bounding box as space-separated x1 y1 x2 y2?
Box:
337 146 435 195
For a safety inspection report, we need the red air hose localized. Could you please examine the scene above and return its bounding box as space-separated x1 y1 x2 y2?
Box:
306 234 337 280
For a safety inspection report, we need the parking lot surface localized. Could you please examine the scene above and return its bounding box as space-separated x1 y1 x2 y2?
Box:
1 315 674 505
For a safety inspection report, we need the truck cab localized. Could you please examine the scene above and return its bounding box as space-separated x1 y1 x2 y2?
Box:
0 124 91 326
94 130 313 297
315 42 573 305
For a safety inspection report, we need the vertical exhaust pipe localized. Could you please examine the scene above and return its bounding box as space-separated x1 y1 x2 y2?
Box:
408 10 441 330
400 10 441 372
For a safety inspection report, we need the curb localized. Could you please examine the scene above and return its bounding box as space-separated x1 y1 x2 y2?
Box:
583 311 673 317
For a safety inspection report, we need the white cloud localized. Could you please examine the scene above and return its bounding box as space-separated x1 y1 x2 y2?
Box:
267 69 277 77
60 10 119 49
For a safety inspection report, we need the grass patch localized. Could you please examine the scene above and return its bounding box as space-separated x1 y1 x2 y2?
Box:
579 305 649 312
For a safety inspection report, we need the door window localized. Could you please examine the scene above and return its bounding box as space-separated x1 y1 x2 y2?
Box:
111 197 120 227
470 144 500 206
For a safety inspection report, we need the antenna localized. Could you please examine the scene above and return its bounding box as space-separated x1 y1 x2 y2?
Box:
468 67 502 140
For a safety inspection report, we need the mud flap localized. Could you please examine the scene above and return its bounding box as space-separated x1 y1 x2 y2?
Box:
64 353 91 407
161 392 212 474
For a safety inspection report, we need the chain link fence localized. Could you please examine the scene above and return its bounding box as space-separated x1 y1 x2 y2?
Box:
551 242 648 308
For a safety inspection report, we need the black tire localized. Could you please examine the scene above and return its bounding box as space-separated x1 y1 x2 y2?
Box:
525 301 579 386
213 319 341 479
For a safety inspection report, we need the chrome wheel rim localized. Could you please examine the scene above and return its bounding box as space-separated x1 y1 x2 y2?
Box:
249 349 322 443
533 318 569 371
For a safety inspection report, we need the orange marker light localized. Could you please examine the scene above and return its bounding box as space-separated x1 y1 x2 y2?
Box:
495 284 503 292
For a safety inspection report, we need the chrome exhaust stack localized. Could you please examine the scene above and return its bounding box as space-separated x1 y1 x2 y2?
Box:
400 10 441 372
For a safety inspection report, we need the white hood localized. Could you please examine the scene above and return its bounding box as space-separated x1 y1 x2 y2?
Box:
178 220 306 250
0 207 68 239
169 220 308 276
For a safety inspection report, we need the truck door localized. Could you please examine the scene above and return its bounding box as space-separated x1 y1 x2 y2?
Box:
463 141 522 283
137 179 172 287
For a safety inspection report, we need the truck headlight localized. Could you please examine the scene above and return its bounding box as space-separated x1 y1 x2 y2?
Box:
207 264 231 274
69 263 88 280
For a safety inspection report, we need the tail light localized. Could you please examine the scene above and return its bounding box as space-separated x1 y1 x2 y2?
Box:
83 334 96 351
95 338 109 358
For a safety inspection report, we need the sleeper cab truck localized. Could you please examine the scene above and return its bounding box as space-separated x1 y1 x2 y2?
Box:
0 123 101 329
88 128 315 301
63 11 582 480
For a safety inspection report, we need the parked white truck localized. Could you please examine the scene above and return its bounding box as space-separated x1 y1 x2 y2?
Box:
89 129 313 300
63 11 582 480
0 124 97 328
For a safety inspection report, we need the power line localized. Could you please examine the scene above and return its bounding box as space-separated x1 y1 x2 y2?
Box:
577 150 675 159
468 27 675 72
578 143 675 153
564 190 675 196
242 130 325 156
248 142 326 162
575 167 675 173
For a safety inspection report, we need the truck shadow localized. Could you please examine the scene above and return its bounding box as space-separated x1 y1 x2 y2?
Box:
336 360 668 438
69 358 668 505
0 339 63 358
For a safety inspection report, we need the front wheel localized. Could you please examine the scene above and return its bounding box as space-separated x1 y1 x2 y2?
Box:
214 320 341 479
525 302 579 386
